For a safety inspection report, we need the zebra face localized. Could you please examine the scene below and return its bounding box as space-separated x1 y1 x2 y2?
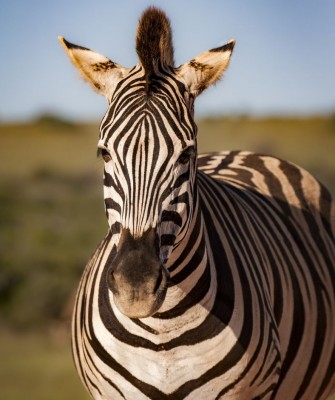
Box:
98 66 197 251
97 69 198 317
59 14 234 317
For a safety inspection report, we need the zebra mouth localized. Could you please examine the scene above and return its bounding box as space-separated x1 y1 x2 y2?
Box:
112 279 168 318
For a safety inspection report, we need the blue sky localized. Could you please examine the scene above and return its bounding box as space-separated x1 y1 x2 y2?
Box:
1 0 334 122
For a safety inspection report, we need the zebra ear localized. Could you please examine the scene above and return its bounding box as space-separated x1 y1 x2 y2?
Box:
177 40 235 96
58 36 127 99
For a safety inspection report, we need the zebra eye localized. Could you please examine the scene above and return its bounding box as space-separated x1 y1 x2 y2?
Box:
177 146 195 165
97 148 112 163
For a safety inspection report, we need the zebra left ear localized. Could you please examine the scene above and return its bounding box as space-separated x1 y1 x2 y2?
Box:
58 36 127 99
177 40 235 96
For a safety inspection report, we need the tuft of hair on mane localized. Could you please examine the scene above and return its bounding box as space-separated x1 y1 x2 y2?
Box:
136 7 174 82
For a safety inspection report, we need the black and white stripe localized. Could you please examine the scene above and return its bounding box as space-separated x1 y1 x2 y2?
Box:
72 149 335 399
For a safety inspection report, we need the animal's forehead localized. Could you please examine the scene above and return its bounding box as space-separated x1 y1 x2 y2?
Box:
99 110 191 150
115 65 186 99
101 94 181 131
98 65 195 147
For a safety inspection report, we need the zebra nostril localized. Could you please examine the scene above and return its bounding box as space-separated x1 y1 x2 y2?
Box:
109 270 118 294
153 269 164 294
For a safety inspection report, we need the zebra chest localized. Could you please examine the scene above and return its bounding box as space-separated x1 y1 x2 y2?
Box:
74 255 282 399
82 316 281 400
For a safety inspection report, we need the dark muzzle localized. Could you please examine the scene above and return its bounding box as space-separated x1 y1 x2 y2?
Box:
108 228 169 318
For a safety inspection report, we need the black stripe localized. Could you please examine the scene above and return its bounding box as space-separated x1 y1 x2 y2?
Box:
161 210 182 226
160 234 176 246
104 198 121 214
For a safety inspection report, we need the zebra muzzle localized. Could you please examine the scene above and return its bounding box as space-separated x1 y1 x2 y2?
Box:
108 228 170 318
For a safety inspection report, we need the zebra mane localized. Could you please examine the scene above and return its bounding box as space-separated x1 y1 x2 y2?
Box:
136 7 174 82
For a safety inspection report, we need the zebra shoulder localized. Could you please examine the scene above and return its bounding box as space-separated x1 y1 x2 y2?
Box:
197 150 334 235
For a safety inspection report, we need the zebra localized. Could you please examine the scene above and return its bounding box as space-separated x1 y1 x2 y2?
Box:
58 6 335 400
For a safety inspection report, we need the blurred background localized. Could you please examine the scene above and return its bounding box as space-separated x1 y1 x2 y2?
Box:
0 1 334 399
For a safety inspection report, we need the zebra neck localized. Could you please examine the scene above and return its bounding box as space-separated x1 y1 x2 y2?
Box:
156 185 216 317
166 181 205 272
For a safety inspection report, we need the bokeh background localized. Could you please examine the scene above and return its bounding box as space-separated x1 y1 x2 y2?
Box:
0 1 334 399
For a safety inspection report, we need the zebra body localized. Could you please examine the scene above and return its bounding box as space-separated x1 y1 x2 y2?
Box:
59 7 335 400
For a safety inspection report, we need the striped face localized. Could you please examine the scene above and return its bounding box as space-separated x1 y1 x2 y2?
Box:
98 65 197 264
95 65 198 317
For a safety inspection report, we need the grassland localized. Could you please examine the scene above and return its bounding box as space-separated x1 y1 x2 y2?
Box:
0 332 89 400
0 115 334 399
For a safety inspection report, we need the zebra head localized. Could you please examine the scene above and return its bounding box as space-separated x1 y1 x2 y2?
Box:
59 7 234 318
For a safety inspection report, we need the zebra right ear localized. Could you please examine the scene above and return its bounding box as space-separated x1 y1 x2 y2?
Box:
58 36 127 99
177 39 235 97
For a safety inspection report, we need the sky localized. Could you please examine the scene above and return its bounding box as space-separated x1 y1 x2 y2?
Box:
0 0 335 122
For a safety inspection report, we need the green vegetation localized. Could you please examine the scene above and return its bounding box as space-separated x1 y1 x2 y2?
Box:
0 121 106 330
0 115 334 399
0 333 89 400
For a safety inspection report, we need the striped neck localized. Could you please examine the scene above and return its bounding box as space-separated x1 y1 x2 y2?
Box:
155 181 216 319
